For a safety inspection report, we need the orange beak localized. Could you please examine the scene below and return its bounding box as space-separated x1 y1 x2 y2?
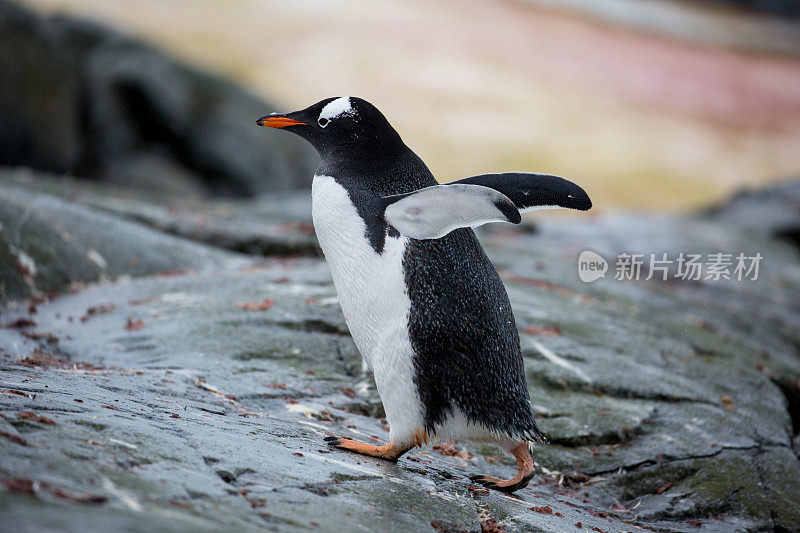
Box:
256 115 307 128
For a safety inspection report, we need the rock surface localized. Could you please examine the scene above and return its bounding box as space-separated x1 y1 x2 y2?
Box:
2 174 800 532
702 178 800 250
0 168 321 265
0 175 243 303
0 0 317 197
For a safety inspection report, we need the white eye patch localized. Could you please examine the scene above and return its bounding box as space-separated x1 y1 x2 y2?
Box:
319 97 356 122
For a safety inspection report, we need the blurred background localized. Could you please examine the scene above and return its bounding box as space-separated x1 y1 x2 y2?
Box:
3 3 800 530
5 0 800 212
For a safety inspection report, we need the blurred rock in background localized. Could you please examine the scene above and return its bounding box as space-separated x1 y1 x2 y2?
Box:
0 0 317 197
14 0 800 211
700 0 799 18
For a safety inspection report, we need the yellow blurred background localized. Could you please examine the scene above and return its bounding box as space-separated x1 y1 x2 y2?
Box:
21 0 800 212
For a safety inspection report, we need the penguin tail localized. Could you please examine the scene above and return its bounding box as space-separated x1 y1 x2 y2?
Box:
526 429 547 445
522 421 547 445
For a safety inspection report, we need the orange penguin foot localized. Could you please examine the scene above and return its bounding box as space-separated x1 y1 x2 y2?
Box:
323 436 411 461
469 442 535 493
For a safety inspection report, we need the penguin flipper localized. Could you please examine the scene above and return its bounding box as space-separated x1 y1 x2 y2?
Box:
451 172 592 213
381 184 521 240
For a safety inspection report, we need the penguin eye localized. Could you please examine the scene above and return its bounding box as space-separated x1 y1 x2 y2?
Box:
318 117 330 128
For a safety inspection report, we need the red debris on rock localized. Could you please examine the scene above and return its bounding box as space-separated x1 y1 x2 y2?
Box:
20 331 59 343
16 411 56 425
524 325 562 337
125 318 145 331
0 478 36 495
52 487 108 504
721 395 734 411
87 303 116 315
611 502 629 513
338 386 358 398
16 350 71 369
432 442 472 459
479 516 506 533
656 482 673 494
235 298 275 311
130 296 158 305
0 431 32 446
4 318 36 328
1 389 33 399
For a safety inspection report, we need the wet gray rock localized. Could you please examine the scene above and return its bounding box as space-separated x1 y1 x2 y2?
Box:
0 0 317 197
1 178 800 532
0 179 243 303
703 178 800 251
1 167 320 260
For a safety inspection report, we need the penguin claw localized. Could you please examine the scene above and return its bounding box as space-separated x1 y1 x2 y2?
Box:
470 475 530 494
469 475 504 491
324 435 352 447
474 477 493 488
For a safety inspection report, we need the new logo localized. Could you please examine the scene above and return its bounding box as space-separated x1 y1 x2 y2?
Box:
578 250 607 283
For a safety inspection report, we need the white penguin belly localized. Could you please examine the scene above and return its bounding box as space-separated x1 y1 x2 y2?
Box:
311 174 424 445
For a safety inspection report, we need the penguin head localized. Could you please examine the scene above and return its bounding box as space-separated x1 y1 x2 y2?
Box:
257 97 403 157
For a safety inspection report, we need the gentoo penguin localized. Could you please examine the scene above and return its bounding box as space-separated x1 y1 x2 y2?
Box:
257 97 591 493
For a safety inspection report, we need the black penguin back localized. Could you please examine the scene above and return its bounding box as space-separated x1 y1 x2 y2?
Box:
400 155 542 442
404 228 542 442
